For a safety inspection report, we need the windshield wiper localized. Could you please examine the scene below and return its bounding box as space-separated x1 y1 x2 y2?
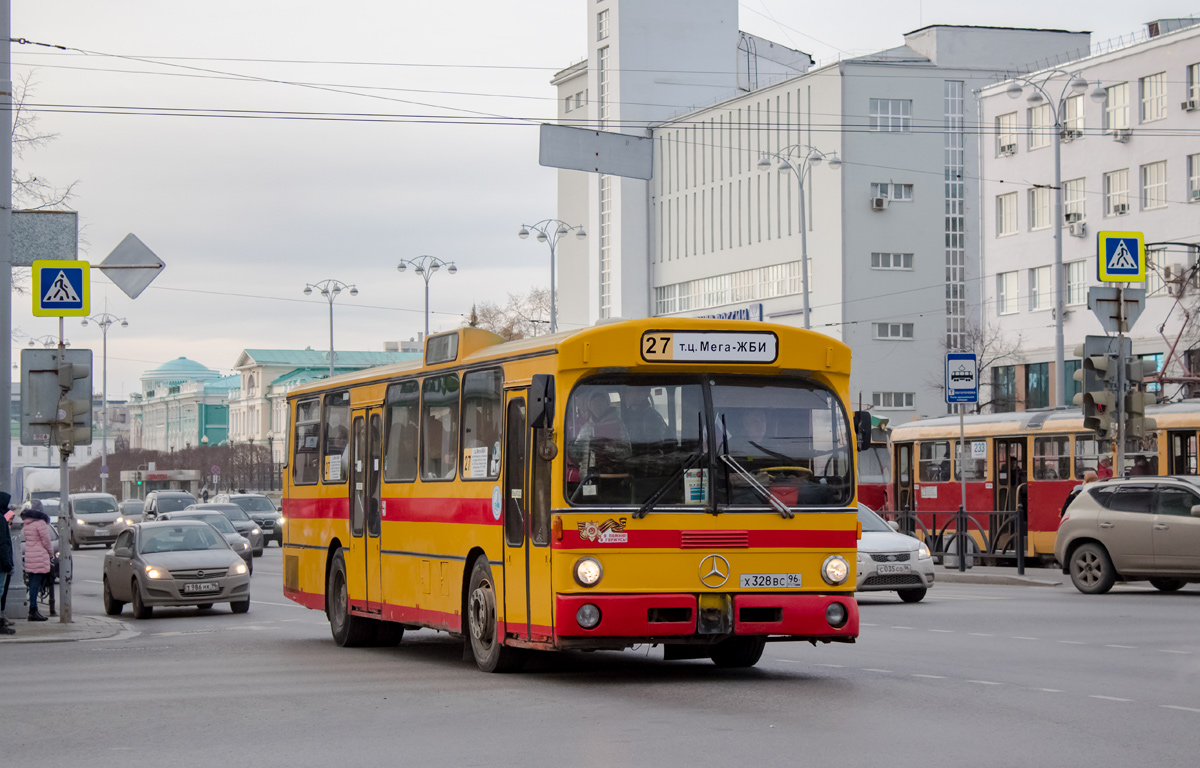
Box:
632 450 705 519
719 454 794 518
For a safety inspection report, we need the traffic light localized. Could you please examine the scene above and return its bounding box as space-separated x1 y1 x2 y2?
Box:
1072 337 1126 440
55 353 93 453
20 348 93 454
1125 358 1159 439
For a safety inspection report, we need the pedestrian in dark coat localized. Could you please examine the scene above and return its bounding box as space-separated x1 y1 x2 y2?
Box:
0 491 15 634
21 501 54 622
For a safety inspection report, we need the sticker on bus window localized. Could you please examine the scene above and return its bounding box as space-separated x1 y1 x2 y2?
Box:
470 447 488 479
683 468 708 505
327 455 342 482
491 486 502 520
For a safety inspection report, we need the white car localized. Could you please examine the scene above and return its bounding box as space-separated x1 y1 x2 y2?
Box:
856 504 935 602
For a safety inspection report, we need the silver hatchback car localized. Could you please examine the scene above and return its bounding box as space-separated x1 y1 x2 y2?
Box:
855 504 936 602
1055 476 1200 594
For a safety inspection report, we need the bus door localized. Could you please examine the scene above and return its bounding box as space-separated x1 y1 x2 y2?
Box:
894 443 914 512
350 409 384 614
1168 430 1198 475
994 438 1026 512
502 392 554 642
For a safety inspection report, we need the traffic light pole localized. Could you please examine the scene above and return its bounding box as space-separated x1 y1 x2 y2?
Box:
57 317 73 624
1115 286 1127 478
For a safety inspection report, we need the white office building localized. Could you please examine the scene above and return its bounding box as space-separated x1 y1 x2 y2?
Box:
553 0 1092 420
980 19 1200 411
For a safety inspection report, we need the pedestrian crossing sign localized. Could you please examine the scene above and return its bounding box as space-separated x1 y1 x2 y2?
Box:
1097 230 1145 283
32 259 90 317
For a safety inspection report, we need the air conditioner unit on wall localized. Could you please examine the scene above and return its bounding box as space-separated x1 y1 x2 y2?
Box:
1060 128 1083 142
1112 128 1132 142
1069 222 1087 238
1114 203 1129 215
999 143 1017 156
1065 212 1083 224
871 197 888 211
1182 98 1199 112
1192 188 1200 201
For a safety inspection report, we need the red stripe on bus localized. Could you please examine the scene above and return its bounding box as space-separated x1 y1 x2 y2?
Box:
284 496 350 520
552 528 856 550
282 495 498 525
284 587 325 611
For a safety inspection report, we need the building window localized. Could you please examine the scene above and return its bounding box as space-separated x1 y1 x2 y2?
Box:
1029 265 1051 311
1141 161 1168 210
871 252 913 270
997 271 1018 315
869 98 911 132
1025 363 1050 409
873 322 914 340
1104 169 1130 216
1146 247 1167 297
1189 153 1200 203
597 45 610 126
993 366 1016 412
596 9 609 41
1029 187 1050 230
1104 83 1130 131
870 182 912 200
872 392 915 410
1140 72 1167 122
1063 94 1084 133
1189 63 1200 102
654 261 803 315
1064 178 1086 223
996 192 1017 236
1028 103 1052 150
996 112 1017 155
1067 260 1087 306
598 174 613 318
16 446 21 457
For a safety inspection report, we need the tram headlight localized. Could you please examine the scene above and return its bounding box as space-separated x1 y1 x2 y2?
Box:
916 543 931 560
573 557 603 587
576 603 602 629
821 555 850 585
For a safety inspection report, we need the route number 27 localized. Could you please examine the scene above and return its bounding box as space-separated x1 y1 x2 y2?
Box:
641 333 674 361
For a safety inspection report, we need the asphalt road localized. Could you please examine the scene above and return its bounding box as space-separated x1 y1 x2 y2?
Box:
3 548 1199 768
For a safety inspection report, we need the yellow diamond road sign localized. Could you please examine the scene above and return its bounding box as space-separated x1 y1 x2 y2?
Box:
1097 230 1145 283
32 259 90 317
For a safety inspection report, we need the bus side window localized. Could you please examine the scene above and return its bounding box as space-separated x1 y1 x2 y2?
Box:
461 369 503 480
422 373 460 481
322 392 351 484
292 398 321 485
383 381 420 482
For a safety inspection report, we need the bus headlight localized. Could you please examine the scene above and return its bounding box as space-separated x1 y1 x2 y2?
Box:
576 604 601 629
821 555 850 585
574 557 603 587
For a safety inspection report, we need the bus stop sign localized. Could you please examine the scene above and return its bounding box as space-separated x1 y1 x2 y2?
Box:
946 353 978 404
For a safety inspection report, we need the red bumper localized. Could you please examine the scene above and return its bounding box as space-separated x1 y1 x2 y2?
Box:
555 593 858 639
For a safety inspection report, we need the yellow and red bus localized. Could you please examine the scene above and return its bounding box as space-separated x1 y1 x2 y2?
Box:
885 402 1200 560
282 318 866 672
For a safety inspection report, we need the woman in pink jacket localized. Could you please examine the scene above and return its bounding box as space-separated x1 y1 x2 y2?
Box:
21 501 54 622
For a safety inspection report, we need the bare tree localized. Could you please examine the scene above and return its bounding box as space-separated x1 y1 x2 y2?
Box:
924 319 1024 413
467 287 551 341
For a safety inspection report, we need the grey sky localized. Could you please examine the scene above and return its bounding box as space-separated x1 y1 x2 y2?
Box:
10 0 1197 397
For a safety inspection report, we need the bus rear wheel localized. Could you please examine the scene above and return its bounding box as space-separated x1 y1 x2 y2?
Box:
710 636 766 668
466 558 525 673
328 550 373 647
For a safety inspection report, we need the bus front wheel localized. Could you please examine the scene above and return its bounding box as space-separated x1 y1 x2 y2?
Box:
710 636 766 668
328 550 373 647
466 558 525 673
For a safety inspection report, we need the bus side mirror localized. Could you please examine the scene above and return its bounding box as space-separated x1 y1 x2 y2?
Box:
854 411 872 452
530 374 555 430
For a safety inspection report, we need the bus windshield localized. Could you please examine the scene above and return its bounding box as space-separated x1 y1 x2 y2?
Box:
564 375 852 509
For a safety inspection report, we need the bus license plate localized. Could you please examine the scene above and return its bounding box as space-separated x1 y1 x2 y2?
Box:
740 573 802 588
877 564 911 575
183 582 220 593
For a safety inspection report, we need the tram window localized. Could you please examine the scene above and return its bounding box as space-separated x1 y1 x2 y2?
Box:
1074 435 1102 478
859 445 890 483
1124 435 1159 476
1032 436 1070 480
953 441 985 480
461 369 503 481
322 392 351 484
421 374 460 481
918 441 952 482
383 380 420 482
292 398 321 486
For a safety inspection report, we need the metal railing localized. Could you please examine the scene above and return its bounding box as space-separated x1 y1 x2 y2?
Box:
892 484 1028 575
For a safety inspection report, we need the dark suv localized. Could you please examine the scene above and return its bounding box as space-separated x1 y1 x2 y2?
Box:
141 490 198 521
214 493 283 547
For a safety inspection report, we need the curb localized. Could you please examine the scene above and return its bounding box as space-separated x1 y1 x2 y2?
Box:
0 614 130 644
937 572 1063 587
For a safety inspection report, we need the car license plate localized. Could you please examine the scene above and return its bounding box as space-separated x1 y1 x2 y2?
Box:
877 564 911 575
739 573 802 588
183 582 220 593
96 528 108 535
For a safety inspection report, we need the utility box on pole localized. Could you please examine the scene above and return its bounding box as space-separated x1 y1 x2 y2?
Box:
20 348 92 448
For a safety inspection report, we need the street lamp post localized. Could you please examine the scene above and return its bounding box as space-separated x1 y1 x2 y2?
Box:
303 279 358 377
80 313 128 494
1006 72 1107 406
27 335 67 349
518 220 586 333
397 256 457 338
757 146 842 330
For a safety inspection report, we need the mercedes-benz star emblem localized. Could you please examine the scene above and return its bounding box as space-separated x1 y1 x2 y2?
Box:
699 554 730 589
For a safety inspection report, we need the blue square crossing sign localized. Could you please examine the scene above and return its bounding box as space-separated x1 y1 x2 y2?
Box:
1097 230 1145 282
32 260 90 317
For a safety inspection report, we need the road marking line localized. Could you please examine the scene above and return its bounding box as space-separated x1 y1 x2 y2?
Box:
1012 636 1039 640
1161 705 1200 713
776 659 801 664
83 579 103 584
891 626 913 630
967 680 1003 685
1105 645 1136 649
861 622 878 626
816 664 844 668
1159 650 1191 655
862 668 893 673
250 600 300 607
1089 695 1133 702
1058 640 1085 645
912 674 946 679
969 633 993 637
1034 688 1064 693
928 629 954 633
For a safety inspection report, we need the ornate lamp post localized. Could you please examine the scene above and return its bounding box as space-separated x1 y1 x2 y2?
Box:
397 255 457 338
80 313 128 494
303 280 358 377
518 220 586 333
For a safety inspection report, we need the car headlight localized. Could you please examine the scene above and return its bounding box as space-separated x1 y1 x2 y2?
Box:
229 562 248 576
821 555 850 585
144 565 165 579
251 528 261 536
574 557 603 587
115 517 125 525
238 541 249 550
917 543 931 560
278 516 286 525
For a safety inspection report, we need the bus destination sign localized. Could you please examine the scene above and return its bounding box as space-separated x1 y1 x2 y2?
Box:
641 331 778 364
